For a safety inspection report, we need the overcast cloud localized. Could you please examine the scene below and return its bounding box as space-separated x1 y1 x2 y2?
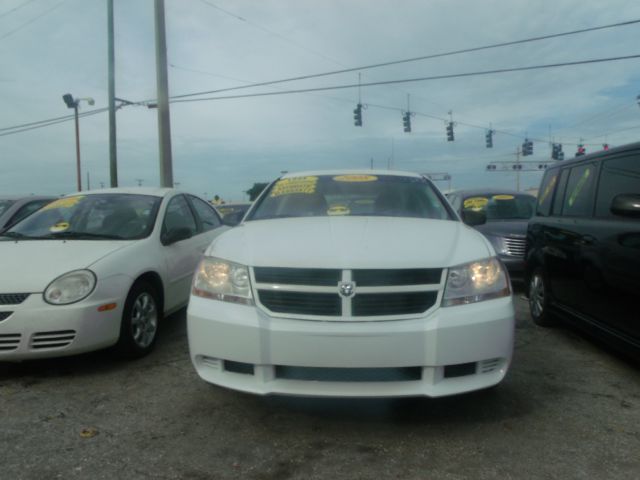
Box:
1 0 640 200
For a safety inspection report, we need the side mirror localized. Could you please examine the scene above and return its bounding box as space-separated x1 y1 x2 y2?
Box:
461 209 487 226
611 194 640 218
162 227 192 245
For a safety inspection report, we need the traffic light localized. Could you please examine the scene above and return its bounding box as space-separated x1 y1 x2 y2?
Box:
446 122 454 141
353 103 363 127
486 164 497 170
512 164 523 170
62 93 76 109
551 143 559 160
538 164 547 169
557 150 565 161
603 143 609 151
485 129 493 148
402 112 411 132
522 139 533 156
576 144 586 157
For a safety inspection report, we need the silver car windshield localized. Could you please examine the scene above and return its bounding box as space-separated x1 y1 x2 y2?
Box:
0 200 15 217
248 174 452 221
5 194 161 240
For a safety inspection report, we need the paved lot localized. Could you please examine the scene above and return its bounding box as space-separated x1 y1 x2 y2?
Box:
1 296 638 480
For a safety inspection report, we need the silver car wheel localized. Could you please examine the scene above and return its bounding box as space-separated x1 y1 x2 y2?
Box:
130 292 158 349
529 273 545 319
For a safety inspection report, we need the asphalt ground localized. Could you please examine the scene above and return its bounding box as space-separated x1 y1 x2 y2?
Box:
1 295 638 480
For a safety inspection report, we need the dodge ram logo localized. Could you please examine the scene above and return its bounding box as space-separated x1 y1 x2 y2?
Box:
339 282 355 297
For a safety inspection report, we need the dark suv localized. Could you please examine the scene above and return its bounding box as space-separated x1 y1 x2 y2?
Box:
525 142 640 357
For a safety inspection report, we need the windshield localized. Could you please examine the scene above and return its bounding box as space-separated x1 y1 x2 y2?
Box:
462 193 536 220
248 174 452 221
216 204 251 218
5 194 161 240
0 200 15 217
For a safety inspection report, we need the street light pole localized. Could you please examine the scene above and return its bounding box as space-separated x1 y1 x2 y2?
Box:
63 93 95 192
73 103 81 191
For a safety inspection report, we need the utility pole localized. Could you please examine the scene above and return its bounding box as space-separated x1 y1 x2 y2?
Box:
515 147 521 192
107 0 118 187
154 0 173 187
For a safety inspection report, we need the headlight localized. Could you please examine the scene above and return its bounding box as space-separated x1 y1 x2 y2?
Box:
192 257 254 305
44 269 96 305
442 257 510 307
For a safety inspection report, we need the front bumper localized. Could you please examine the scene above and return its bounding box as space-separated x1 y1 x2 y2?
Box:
187 295 515 398
0 291 124 361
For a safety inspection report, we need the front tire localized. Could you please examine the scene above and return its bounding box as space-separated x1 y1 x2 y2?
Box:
528 268 555 327
115 282 161 358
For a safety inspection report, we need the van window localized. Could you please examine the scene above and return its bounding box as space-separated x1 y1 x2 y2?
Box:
552 169 570 216
536 170 559 217
562 164 596 217
595 154 640 218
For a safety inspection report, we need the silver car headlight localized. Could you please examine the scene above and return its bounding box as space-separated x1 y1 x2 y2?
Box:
442 257 510 307
44 269 97 305
192 257 254 305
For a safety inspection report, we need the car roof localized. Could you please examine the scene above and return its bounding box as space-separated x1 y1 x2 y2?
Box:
280 169 424 179
64 187 176 198
450 188 535 198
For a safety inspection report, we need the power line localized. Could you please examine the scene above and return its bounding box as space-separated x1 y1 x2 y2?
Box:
0 0 68 41
0 0 40 20
170 53 640 104
169 17 640 101
0 108 109 137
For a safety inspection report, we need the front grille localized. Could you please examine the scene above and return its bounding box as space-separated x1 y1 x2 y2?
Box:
254 267 442 319
30 330 76 350
353 269 442 286
480 358 501 373
444 362 477 378
275 366 422 382
254 267 340 286
0 293 30 305
258 290 341 316
503 237 526 257
0 333 21 351
353 292 438 316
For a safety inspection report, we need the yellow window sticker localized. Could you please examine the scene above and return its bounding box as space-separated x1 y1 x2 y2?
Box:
539 174 557 206
49 222 70 233
463 197 489 210
270 177 318 197
333 175 378 182
493 194 515 201
42 196 85 211
327 205 351 216
568 168 591 207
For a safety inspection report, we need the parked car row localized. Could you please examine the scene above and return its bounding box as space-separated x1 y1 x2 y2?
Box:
1 142 637 398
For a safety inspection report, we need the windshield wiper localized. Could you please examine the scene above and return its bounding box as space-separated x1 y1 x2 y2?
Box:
41 231 124 240
0 231 31 239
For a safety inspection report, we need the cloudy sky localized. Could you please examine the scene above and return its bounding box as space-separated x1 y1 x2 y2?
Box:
1 0 640 201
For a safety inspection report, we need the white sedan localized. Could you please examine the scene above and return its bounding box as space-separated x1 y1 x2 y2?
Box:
0 188 228 360
188 171 515 398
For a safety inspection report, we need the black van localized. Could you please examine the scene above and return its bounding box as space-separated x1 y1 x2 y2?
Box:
525 142 640 357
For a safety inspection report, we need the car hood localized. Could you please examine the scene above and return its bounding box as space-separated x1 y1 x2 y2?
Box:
474 220 529 237
0 240 134 292
207 216 492 269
